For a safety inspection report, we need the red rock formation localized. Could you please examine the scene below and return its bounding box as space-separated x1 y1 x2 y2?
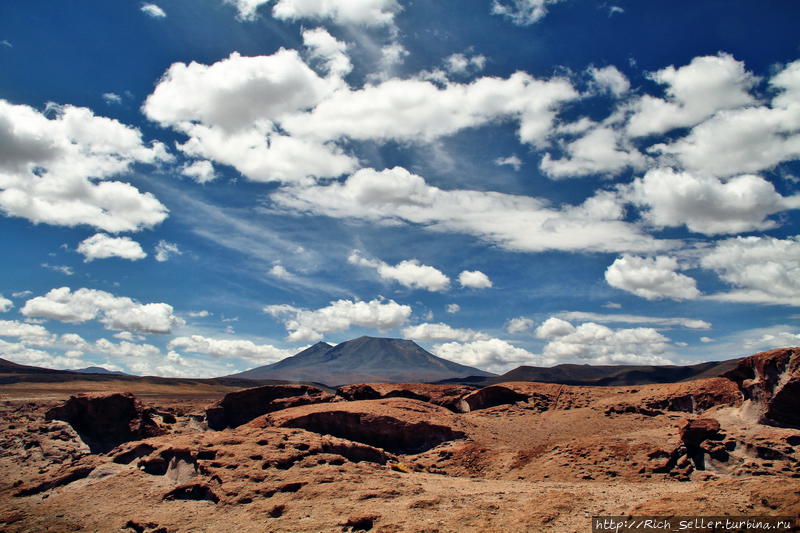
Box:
724 347 800 428
45 392 164 453
602 378 742 417
337 382 475 411
255 398 467 454
458 381 600 412
205 384 334 430
459 384 534 412
680 418 722 448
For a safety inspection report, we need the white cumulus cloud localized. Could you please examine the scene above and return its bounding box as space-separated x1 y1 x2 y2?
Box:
0 338 85 370
650 59 800 177
506 317 534 334
536 318 673 365
271 0 401 26
272 167 668 254
168 334 292 364
0 320 56 347
444 53 486 77
181 160 217 184
264 297 412 342
0 100 170 232
433 338 545 373
143 51 356 185
541 125 646 179
625 168 800 235
0 295 12 313
112 331 146 342
535 317 576 339
77 233 147 262
700 235 800 306
626 53 758 138
94 338 160 358
458 270 493 289
348 251 450 292
282 72 578 149
588 65 630 97
401 322 488 342
21 287 184 334
605 255 700 301
303 27 351 78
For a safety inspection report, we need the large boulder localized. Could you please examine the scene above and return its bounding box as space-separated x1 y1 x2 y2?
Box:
253 398 467 454
45 392 164 453
723 347 800 428
680 418 723 449
205 384 334 430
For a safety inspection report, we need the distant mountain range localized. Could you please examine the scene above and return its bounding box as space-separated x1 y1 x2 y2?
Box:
438 358 743 387
67 366 129 376
0 356 277 389
1 338 745 388
230 336 495 386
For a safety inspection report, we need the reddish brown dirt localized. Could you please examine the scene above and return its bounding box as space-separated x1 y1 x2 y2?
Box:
1 371 799 532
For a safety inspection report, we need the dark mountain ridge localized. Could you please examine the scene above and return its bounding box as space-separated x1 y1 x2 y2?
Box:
67 366 129 376
0 356 290 389
438 358 743 387
229 336 494 386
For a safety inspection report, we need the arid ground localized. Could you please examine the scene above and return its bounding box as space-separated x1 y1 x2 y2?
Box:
1 349 799 533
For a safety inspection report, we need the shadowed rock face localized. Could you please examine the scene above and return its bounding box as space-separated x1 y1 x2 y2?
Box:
44 392 164 453
336 383 476 412
459 385 531 412
258 398 466 454
205 384 335 430
273 412 462 454
724 347 800 428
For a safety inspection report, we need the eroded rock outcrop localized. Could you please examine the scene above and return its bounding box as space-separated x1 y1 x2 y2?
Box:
602 378 742 417
14 457 103 496
724 347 800 428
45 393 164 453
457 382 603 412
647 418 728 480
459 384 532 412
205 384 335 430
337 383 475 412
254 398 467 454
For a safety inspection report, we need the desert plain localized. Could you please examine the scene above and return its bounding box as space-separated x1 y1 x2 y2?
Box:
1 347 799 533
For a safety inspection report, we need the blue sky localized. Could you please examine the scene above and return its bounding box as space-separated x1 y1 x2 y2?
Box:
1 0 799 377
